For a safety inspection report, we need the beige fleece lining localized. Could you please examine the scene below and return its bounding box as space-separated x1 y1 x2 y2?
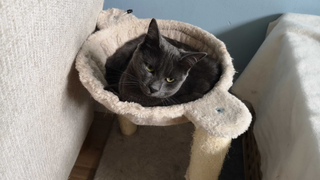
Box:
76 8 251 138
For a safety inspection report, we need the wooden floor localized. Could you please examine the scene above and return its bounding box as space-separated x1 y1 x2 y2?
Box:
68 112 115 180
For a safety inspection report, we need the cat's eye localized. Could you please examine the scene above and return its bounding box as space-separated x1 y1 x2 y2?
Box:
166 77 175 83
146 64 154 72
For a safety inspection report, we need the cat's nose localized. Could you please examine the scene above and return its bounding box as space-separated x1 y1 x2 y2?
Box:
149 86 158 93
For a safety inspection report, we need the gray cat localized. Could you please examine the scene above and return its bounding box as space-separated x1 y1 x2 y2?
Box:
104 18 221 107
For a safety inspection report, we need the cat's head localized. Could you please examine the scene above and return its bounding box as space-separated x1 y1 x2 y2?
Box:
129 18 207 98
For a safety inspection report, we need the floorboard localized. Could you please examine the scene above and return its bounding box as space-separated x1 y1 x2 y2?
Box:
68 112 115 180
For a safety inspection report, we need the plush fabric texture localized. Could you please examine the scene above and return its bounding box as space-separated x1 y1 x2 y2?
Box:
186 130 231 180
94 120 194 180
232 13 320 180
76 8 252 139
0 1 103 179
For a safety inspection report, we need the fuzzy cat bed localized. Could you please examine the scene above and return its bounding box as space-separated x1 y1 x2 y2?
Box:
76 8 251 180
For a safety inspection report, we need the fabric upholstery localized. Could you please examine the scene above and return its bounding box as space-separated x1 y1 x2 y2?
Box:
0 0 103 179
232 13 320 180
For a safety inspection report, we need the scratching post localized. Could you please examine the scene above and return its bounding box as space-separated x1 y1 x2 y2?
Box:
186 129 231 180
118 115 137 136
76 8 251 179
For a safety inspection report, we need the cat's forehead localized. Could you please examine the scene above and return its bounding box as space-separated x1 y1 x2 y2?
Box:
156 55 186 77
157 56 174 73
147 45 179 65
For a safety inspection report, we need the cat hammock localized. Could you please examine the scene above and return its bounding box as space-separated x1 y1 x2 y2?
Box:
76 8 251 180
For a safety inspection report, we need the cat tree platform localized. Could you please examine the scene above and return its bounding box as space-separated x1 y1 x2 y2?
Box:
75 8 251 180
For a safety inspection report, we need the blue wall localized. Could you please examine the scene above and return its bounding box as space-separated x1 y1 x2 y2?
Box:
103 0 320 78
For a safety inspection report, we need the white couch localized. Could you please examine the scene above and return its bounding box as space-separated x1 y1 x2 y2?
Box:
232 13 320 180
0 1 104 179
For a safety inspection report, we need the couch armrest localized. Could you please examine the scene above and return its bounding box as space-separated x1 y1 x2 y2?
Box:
0 1 104 179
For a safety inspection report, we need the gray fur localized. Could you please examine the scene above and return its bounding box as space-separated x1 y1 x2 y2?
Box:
105 18 221 107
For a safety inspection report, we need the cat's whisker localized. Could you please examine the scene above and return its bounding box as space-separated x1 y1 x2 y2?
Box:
122 73 148 88
122 72 148 87
112 82 139 87
163 98 173 106
106 66 139 80
170 97 181 104
162 98 169 105
162 99 166 106
125 76 140 83
125 76 147 88
122 72 139 80
164 97 181 106
161 99 168 106
160 99 165 106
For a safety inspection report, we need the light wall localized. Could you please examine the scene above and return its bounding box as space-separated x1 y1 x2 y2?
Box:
103 0 320 78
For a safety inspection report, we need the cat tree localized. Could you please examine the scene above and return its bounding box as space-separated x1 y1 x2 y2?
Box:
76 8 251 180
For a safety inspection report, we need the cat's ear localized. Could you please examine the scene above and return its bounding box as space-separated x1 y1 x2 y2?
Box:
179 52 207 69
143 18 161 46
